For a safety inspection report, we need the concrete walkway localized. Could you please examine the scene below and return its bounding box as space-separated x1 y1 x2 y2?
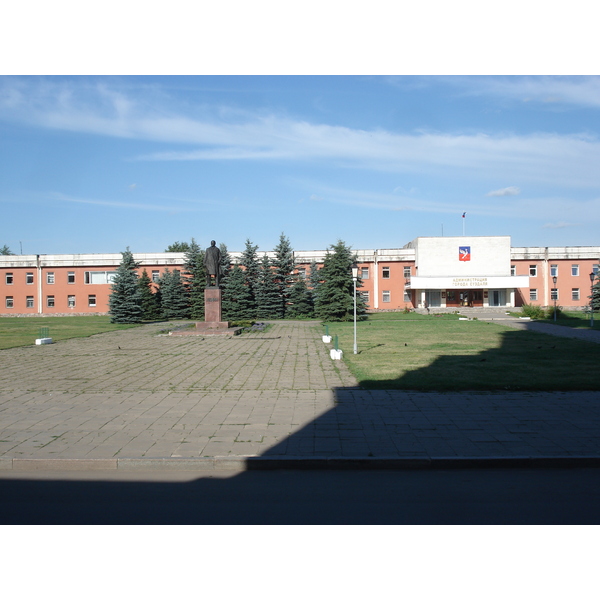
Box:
1 320 599 471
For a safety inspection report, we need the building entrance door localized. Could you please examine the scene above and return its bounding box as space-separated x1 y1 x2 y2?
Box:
489 290 505 307
425 291 441 308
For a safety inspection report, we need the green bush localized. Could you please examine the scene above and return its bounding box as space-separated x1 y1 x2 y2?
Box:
544 305 563 319
520 303 546 319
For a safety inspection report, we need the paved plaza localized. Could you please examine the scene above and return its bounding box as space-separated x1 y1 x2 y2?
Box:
1 319 600 470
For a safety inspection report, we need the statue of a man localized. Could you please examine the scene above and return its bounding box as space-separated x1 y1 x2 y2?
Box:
204 240 222 288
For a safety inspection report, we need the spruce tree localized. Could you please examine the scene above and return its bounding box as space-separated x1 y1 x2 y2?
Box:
137 269 161 321
221 264 254 321
309 260 322 307
108 248 143 323
287 277 314 318
165 241 190 252
183 238 206 320
219 242 232 287
272 232 295 317
159 268 190 319
591 275 600 311
240 239 260 317
314 240 366 322
255 255 283 319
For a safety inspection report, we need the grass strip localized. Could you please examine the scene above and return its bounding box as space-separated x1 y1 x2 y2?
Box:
0 316 140 350
323 318 600 391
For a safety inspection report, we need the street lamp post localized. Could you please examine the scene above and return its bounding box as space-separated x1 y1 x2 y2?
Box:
590 272 596 328
552 275 558 322
352 262 358 354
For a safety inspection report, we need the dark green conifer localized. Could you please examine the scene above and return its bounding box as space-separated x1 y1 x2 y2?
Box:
219 242 232 287
183 238 205 320
272 232 295 317
309 260 322 307
159 268 190 319
287 277 314 318
240 239 260 317
314 240 366 322
221 264 254 321
108 248 143 323
255 255 283 319
137 269 161 321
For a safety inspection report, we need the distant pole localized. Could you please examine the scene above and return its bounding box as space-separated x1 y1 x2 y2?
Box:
462 212 466 236
20 241 23 255
352 263 359 354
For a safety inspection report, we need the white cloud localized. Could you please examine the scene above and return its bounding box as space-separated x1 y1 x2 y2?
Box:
435 76 600 109
486 186 520 197
541 221 578 229
49 192 196 212
3 78 600 190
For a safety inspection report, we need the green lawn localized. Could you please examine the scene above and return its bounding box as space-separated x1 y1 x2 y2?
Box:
0 316 141 350
538 311 600 330
324 317 600 391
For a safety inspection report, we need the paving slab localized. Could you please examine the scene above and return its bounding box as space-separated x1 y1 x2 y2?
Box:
1 320 600 470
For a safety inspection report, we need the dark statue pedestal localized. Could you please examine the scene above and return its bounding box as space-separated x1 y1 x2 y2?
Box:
204 287 223 322
193 287 241 336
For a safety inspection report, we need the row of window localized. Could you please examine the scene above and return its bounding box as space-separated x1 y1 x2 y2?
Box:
5 264 597 286
529 289 583 301
4 295 97 309
3 271 118 285
516 264 599 277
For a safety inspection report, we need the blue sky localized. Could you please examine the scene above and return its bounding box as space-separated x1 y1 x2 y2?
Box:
2 74 600 255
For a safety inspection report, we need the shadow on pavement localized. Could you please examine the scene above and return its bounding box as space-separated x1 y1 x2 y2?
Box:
2 325 600 524
3 468 600 524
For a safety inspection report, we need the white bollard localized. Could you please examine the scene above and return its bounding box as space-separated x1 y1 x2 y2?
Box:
330 348 343 360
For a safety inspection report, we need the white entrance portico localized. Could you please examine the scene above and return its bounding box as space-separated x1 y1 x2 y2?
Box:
406 236 530 309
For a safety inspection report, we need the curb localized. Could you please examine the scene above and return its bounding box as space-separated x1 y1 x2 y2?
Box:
3 455 600 472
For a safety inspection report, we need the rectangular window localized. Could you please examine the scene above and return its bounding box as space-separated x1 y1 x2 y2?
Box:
382 267 390 279
361 267 369 280
572 264 579 277
88 295 96 307
297 268 306 279
26 272 34 284
551 288 559 301
5 296 14 308
85 271 117 284
68 271 75 284
550 264 558 277
26 296 34 308
529 265 537 277
403 266 411 278
511 265 516 276
594 264 599 276
151 270 160 283
68 295 76 308
47 272 55 284
572 288 580 301
382 290 391 303
361 290 370 305
47 295 55 308
530 289 538 301
404 290 411 302
5 273 13 285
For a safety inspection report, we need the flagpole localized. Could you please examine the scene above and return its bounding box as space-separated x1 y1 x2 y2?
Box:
462 212 466 236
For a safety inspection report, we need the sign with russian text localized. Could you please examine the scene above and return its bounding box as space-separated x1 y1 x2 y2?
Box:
459 246 471 261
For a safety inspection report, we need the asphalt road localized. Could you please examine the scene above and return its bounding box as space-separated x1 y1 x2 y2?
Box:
2 467 600 524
